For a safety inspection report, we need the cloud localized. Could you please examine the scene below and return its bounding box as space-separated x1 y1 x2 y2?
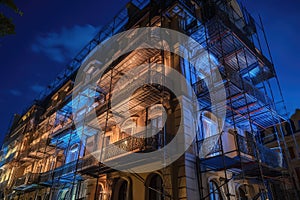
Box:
32 24 100 63
30 84 45 93
9 89 22 96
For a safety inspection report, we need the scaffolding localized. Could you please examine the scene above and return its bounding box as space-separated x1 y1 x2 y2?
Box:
0 0 299 200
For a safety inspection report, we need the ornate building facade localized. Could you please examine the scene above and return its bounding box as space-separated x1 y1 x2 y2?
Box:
0 0 299 199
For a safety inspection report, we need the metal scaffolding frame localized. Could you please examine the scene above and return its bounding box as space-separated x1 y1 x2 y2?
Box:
0 0 299 200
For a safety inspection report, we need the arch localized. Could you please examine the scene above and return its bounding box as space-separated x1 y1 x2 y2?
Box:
237 186 247 200
97 183 104 200
207 178 224 200
112 177 131 200
148 104 166 138
121 117 138 138
66 143 79 163
235 183 253 200
145 173 164 200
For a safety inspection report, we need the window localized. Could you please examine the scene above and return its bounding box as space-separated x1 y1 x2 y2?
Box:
201 111 218 139
148 104 165 131
148 174 164 200
238 186 248 200
98 184 104 200
209 180 223 200
118 181 128 200
121 118 137 137
66 143 79 163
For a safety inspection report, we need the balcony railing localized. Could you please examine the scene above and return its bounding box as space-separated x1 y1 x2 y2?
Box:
29 138 50 152
198 134 221 158
198 132 284 169
14 172 39 188
39 171 53 184
78 154 100 170
103 130 163 160
257 144 284 168
236 134 256 157
198 132 257 158
53 160 77 178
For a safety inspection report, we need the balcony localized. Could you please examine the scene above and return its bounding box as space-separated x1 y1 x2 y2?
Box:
14 172 39 191
77 153 108 177
28 138 55 158
205 6 274 80
51 160 81 183
257 144 284 169
39 171 53 186
104 130 163 161
192 68 277 128
51 118 73 138
198 131 257 171
198 131 286 175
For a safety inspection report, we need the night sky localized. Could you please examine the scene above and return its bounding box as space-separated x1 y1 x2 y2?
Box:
0 0 299 146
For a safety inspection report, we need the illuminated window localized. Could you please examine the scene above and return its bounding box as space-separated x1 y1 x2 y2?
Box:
149 104 165 131
201 111 218 139
121 118 137 138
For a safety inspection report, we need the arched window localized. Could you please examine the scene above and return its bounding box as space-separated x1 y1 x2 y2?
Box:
118 180 128 200
66 143 79 163
98 184 104 200
148 104 165 131
121 118 137 138
201 111 218 139
147 174 164 200
209 180 223 200
237 185 248 200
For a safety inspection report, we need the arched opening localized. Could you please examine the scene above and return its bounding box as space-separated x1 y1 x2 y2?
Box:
118 180 128 200
121 117 137 139
112 178 130 200
238 187 247 200
146 174 164 200
97 183 104 200
66 143 79 163
208 180 223 200
237 185 249 200
148 104 166 147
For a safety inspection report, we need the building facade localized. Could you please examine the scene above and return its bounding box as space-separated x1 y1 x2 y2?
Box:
0 0 299 199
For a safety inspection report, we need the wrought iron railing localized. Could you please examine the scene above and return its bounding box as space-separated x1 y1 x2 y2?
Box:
236 134 256 157
104 130 163 160
198 132 257 158
39 171 53 184
257 144 283 168
29 138 50 152
52 160 77 178
198 134 222 158
198 131 284 169
78 154 100 170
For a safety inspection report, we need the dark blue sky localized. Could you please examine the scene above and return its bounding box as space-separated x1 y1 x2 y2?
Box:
0 0 299 146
